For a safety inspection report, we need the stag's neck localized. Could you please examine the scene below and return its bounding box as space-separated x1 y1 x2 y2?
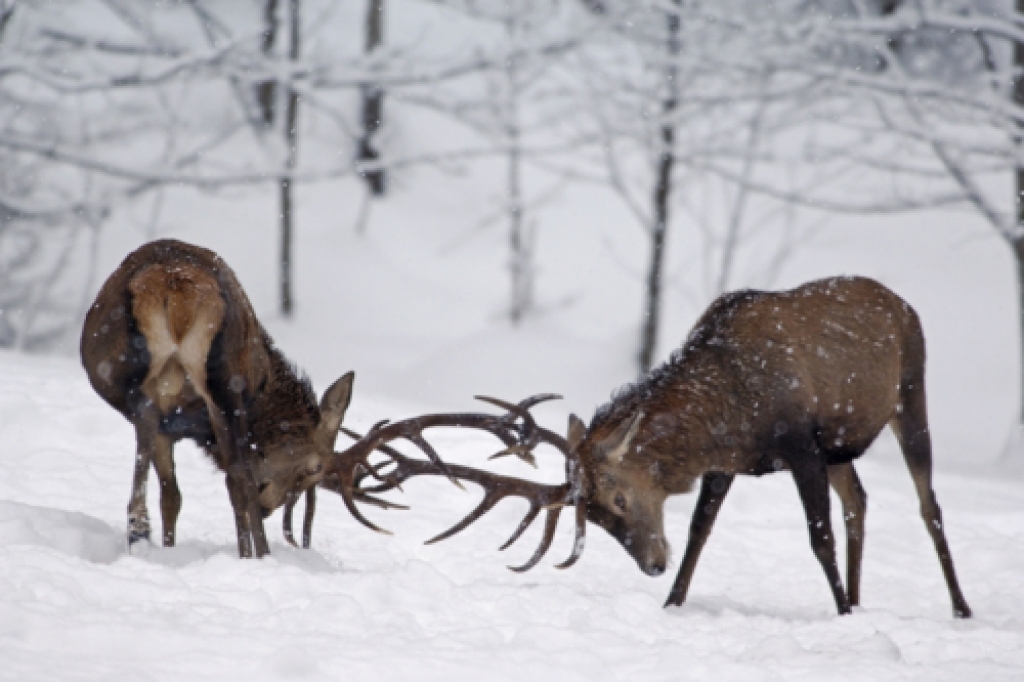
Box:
247 343 320 452
610 359 742 494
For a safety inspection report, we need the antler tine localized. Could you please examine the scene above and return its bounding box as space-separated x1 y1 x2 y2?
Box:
497 504 542 551
321 468 410 534
281 487 318 549
343 428 403 493
474 395 543 464
424 491 505 545
352 490 409 510
508 507 562 573
487 444 537 468
406 432 466 491
517 393 562 409
476 394 572 461
554 494 587 569
301 487 316 549
338 478 393 535
474 395 535 424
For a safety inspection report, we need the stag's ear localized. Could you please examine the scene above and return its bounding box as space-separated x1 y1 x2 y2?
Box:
567 414 586 452
318 371 354 448
602 411 643 465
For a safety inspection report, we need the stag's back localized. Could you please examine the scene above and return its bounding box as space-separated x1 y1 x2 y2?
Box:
592 276 921 474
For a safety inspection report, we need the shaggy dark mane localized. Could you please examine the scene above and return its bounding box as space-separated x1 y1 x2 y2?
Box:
251 337 320 446
592 289 763 431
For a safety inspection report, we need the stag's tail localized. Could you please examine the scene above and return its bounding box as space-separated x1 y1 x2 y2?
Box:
129 264 225 413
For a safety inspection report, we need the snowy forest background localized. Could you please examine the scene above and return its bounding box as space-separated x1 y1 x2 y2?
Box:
4 1 1024 679
3 0 1024 463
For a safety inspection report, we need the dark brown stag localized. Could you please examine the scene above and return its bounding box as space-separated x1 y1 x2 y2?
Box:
81 239 522 557
363 277 971 617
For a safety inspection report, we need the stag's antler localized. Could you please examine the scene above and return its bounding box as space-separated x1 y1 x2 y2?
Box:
288 395 565 542
349 394 590 572
281 483 409 548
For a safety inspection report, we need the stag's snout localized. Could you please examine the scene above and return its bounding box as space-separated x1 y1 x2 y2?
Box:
645 558 667 577
640 547 668 577
624 531 670 577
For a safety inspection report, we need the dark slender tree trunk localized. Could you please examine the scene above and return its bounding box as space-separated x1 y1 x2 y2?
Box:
279 0 300 316
257 0 279 126
638 2 680 376
506 15 531 326
1014 234 1024 424
0 4 14 40
1014 1 1024 424
358 0 385 195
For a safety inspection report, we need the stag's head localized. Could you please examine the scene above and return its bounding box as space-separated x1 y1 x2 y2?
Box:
568 412 670 577
255 372 355 515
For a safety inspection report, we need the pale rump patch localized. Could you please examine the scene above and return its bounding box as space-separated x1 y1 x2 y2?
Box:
129 264 225 414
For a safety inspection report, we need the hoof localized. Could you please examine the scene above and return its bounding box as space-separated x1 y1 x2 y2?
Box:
128 528 151 546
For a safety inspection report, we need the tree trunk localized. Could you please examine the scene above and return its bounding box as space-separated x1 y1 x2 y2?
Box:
279 0 300 316
507 15 530 326
257 0 279 126
638 2 680 376
1014 233 1024 425
508 115 528 325
0 4 14 40
1014 0 1024 424
358 0 385 195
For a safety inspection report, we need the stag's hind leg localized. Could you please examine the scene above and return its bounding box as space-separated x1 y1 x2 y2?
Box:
127 397 163 546
151 434 181 547
828 463 867 607
891 379 971 618
128 428 153 546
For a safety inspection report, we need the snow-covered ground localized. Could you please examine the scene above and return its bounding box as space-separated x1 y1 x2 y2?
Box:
2 342 1024 680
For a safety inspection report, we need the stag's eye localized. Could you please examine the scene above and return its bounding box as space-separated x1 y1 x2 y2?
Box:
614 492 627 513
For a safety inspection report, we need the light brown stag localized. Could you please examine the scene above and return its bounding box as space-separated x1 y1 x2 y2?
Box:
81 239 536 557
357 277 972 617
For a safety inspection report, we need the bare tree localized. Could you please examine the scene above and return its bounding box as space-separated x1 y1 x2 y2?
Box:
258 0 280 126
0 0 520 329
358 0 386 196
280 0 301 316
400 0 587 325
637 0 681 376
566 1 804 375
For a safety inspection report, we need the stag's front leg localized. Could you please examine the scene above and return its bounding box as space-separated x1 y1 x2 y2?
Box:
792 457 850 615
232 411 270 558
665 472 734 608
200 387 269 559
225 467 257 558
221 426 269 559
